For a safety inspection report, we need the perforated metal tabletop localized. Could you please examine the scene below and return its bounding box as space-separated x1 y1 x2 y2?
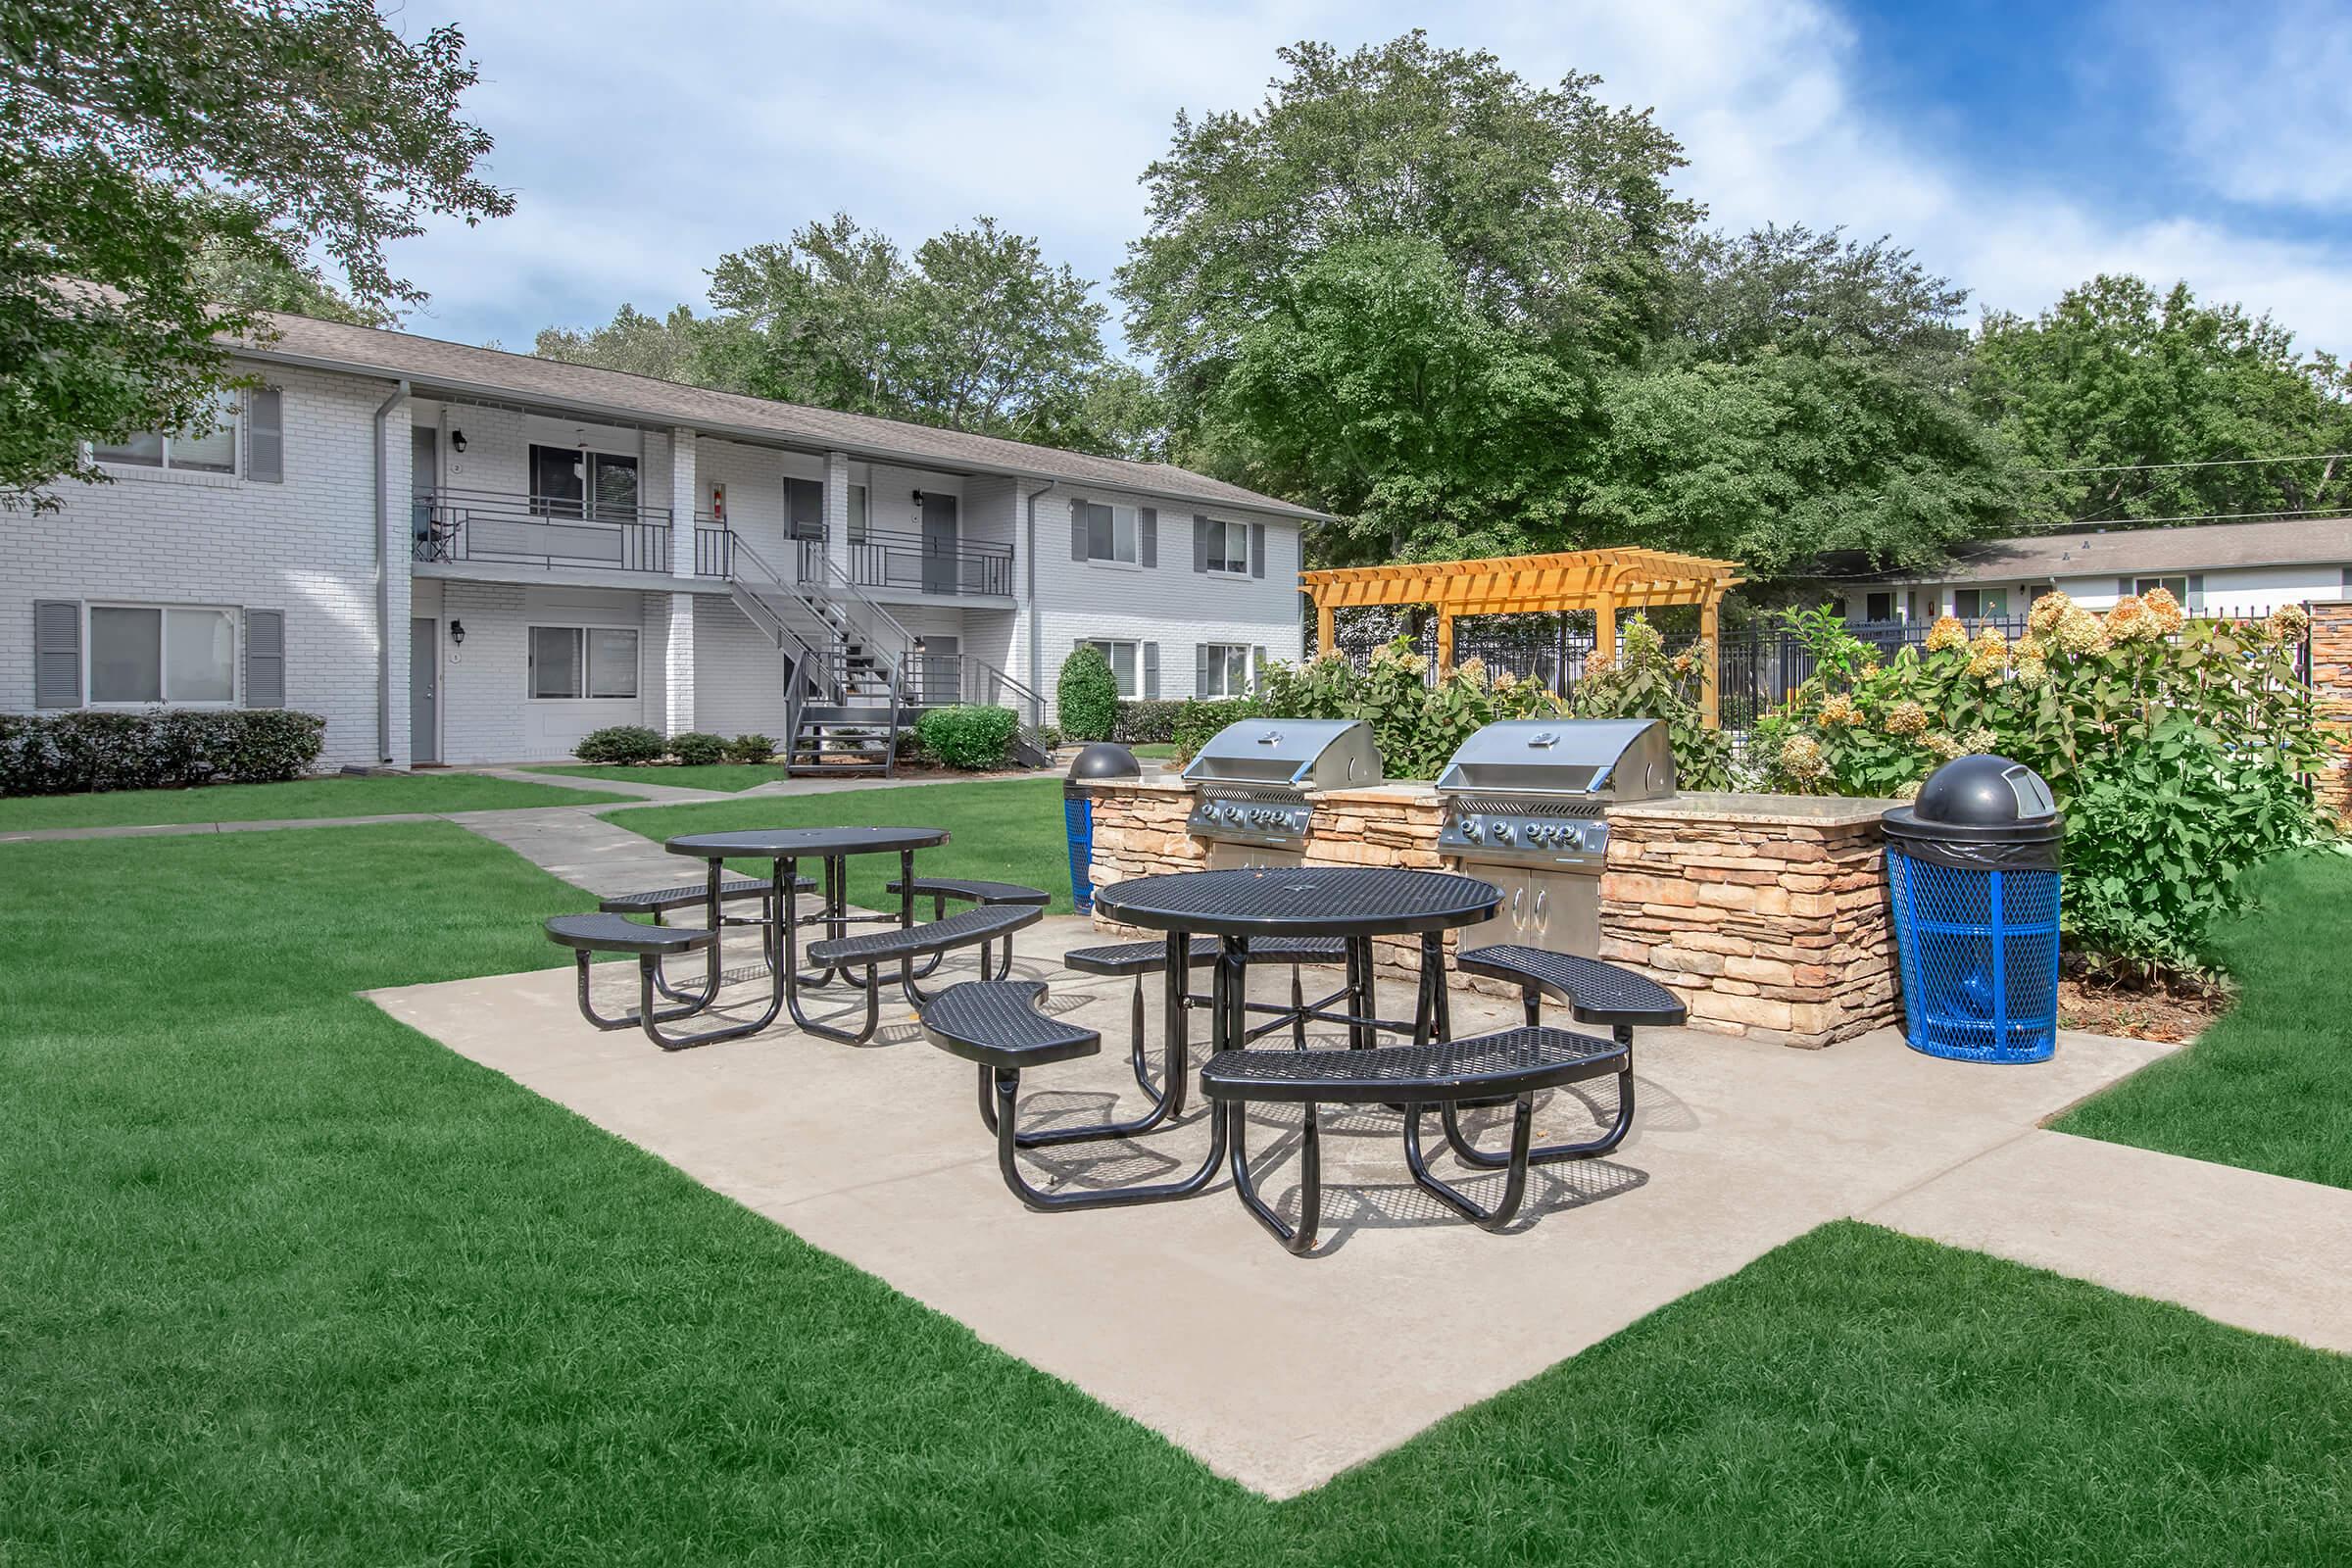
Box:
663 826 949 859
1093 866 1499 939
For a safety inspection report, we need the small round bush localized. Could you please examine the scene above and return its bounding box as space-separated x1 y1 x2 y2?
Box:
723 733 775 763
914 706 1020 770
666 731 726 766
1057 647 1118 742
574 725 663 764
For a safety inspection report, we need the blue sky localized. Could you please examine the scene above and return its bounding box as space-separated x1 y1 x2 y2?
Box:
382 0 2352 359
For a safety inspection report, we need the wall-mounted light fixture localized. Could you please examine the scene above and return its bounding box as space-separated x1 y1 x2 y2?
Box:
450 619 466 646
911 489 925 504
449 429 467 453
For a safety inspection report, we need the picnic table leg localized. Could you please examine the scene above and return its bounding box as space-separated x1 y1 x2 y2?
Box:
1227 1096 1323 1254
1442 1022 1638 1167
1159 930 1192 1118
1406 1096 1536 1232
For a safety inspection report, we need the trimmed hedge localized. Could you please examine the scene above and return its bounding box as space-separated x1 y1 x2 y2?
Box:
1172 697 1263 760
915 705 1019 770
723 733 776 763
574 726 664 764
0 709 325 796
1056 647 1118 742
1113 699 1183 745
666 731 726 766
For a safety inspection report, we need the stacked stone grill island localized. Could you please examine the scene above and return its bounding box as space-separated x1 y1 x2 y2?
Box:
1081 714 1903 1051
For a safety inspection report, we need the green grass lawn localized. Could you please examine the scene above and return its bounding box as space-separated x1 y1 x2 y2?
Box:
1128 744 1178 760
523 761 797 792
4 824 2347 1564
2056 849 2352 1190
617 775 1077 912
0 771 631 832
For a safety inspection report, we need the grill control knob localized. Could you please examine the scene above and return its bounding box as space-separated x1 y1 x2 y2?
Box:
1461 820 1483 843
1492 822 1514 845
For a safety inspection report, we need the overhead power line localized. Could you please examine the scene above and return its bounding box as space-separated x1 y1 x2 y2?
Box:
2025 452 2350 475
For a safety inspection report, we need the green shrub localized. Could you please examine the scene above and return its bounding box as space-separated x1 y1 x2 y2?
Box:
1114 699 1184 745
665 731 726 766
1172 697 1263 760
0 709 324 795
1758 594 2327 973
574 725 664 764
1565 616 1733 789
1256 644 1564 780
914 706 1020 769
723 733 775 763
1056 647 1119 741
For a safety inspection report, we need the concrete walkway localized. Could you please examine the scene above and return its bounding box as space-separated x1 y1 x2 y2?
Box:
456 808 703 900
370 948 2195 1498
1869 1128 2352 1355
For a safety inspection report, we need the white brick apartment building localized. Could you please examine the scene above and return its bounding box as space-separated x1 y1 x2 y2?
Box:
7 312 1321 769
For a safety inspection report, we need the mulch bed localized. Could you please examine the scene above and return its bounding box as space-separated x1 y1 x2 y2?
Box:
2056 975 2227 1043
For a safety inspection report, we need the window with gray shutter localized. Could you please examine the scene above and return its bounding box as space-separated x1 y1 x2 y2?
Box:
2186 573 2205 611
1193 515 1210 573
33 600 81 709
1250 522 1265 578
247 388 283 482
1139 508 1156 567
2116 576 2133 601
1144 642 1160 700
1251 645 1267 690
1069 497 1089 561
1194 644 1210 694
243 610 285 708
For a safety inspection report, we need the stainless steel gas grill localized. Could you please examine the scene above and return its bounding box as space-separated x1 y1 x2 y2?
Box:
1434 718 1677 958
1181 717 1381 868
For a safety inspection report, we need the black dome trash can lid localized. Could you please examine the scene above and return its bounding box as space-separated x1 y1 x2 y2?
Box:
1067 743 1141 782
1883 754 2064 872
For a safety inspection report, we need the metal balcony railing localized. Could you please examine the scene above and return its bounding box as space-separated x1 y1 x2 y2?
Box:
846 528 1014 598
413 487 678 573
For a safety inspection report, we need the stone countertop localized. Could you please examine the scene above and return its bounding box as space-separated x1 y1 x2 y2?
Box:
1606 791 1901 829
1072 775 1192 794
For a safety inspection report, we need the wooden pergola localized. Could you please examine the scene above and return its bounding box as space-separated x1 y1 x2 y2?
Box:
1299 547 1746 724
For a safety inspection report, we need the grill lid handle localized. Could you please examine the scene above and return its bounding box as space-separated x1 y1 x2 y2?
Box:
1527 730 1558 748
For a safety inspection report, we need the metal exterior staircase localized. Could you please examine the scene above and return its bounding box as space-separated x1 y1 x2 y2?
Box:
723 535 916 776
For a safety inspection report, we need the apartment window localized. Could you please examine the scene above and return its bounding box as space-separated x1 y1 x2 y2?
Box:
528 625 639 700
847 483 869 545
88 605 237 705
1953 588 2009 619
1864 591 1895 624
92 389 240 474
2135 576 2189 601
530 444 639 518
1076 639 1139 698
1081 502 1139 564
1200 643 1253 697
1203 517 1248 574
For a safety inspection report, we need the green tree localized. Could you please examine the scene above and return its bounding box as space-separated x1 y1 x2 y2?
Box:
697 214 1127 451
1575 222 2021 572
1119 31 1697 554
1972 274 2352 527
1 0 511 509
534 304 715 385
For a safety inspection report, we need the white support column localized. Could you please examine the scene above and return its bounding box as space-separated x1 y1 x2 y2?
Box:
823 449 852 587
665 428 698 734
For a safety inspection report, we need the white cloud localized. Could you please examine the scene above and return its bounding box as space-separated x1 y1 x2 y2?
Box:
2151 0 2352 215
386 0 2352 357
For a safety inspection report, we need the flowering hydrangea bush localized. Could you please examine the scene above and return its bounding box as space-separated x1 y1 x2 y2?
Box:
1754 590 2328 974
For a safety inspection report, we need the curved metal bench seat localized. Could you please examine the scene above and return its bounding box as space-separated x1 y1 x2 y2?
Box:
919 980 1100 1069
1202 1025 1636 1255
544 912 715 956
808 904 1039 966
543 913 781 1051
1060 935 1345 975
922 979 1225 1200
886 877 1053 907
1199 1026 1626 1105
1454 945 1688 1027
599 876 811 915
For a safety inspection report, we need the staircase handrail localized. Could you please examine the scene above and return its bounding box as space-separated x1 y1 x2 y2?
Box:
725 534 847 705
969 661 1046 726
805 551 916 676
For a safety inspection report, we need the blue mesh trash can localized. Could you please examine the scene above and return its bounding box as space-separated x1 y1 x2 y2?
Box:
1064 744 1140 915
1884 755 2064 1063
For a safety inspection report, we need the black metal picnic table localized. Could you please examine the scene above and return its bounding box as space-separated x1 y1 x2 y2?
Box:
1093 864 1501 1070
663 825 950 1036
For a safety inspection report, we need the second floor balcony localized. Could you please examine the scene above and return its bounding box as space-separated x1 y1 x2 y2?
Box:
413 487 709 576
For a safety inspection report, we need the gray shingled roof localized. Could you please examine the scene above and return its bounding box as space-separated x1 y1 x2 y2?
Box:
1893 516 2352 584
232 311 1329 521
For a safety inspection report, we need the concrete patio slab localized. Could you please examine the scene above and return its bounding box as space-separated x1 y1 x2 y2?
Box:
368 918 2171 1498
1868 1129 2352 1356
